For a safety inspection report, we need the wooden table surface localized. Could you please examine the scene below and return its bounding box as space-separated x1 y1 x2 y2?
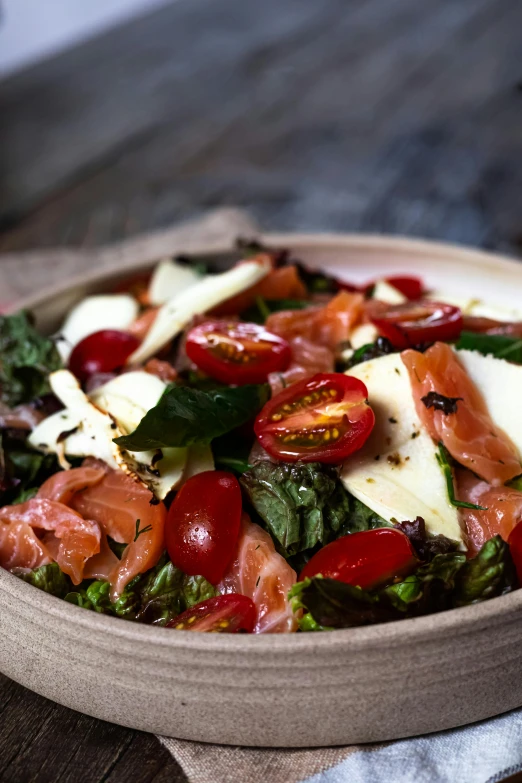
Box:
1 0 522 780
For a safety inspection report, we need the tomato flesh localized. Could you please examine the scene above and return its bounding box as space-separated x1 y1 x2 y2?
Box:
185 320 291 385
370 301 462 349
508 522 522 585
384 276 424 300
167 594 256 632
300 528 419 589
165 471 242 585
69 330 140 382
254 372 375 464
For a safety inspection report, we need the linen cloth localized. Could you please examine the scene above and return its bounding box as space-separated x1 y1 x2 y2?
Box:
2 208 520 783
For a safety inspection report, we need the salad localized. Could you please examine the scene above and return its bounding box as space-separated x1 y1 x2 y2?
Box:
1 239 522 634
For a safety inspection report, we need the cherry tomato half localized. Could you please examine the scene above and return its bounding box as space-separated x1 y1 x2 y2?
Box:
185 321 291 385
508 521 522 585
385 276 424 301
69 329 140 382
167 594 256 633
254 373 375 464
370 301 463 349
300 528 419 589
165 471 242 585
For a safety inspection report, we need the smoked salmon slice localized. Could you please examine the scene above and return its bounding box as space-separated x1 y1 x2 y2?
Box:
0 498 101 584
266 291 364 350
218 514 298 633
457 469 522 555
38 464 106 505
402 342 521 486
71 464 166 601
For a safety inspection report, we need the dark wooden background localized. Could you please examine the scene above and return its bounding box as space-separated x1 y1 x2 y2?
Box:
1 0 522 780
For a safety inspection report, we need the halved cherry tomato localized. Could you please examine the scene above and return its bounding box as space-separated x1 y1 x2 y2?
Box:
165 471 242 585
370 301 463 349
508 521 522 585
185 321 291 385
167 594 256 632
385 276 424 300
254 373 374 464
69 329 140 382
300 528 419 589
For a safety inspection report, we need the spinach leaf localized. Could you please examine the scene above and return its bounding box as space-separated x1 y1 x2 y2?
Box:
241 461 352 556
456 332 522 364
17 563 72 597
0 311 62 407
114 384 269 451
64 557 216 625
347 496 390 534
435 443 487 511
454 535 516 605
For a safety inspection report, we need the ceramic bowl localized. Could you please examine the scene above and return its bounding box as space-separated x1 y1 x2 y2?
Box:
2 233 522 748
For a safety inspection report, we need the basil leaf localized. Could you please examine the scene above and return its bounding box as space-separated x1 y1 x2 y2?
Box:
456 332 522 364
0 311 62 407
454 535 516 606
17 563 71 597
435 442 487 510
114 384 269 451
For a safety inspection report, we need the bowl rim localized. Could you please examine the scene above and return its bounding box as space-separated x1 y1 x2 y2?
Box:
4 230 522 653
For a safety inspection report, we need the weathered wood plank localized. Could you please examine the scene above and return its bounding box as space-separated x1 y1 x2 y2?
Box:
0 674 187 783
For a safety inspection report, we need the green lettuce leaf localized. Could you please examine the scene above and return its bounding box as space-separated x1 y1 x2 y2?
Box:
241 461 353 557
0 310 62 407
64 557 216 625
456 331 522 363
16 562 72 597
114 384 269 451
0 433 60 506
454 535 516 605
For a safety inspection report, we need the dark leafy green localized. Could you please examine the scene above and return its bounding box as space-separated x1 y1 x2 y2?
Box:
456 332 522 364
64 558 216 625
240 461 389 559
0 433 59 506
454 536 516 606
114 384 269 451
241 461 352 557
0 311 62 407
17 563 71 597
436 442 487 511
291 535 515 630
394 517 459 561
346 337 396 369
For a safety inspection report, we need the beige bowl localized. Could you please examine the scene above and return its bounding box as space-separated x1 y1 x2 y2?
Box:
1 233 522 748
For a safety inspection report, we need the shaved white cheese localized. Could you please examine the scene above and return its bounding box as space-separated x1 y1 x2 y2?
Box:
456 349 522 458
372 280 407 305
89 371 187 499
181 444 215 484
56 294 139 362
341 354 463 544
29 370 129 472
349 323 379 350
428 292 522 322
128 258 271 365
148 258 203 306
89 371 167 433
28 370 188 500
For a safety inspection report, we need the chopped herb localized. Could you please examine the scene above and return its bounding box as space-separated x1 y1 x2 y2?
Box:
346 337 396 369
435 443 487 510
134 519 153 542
